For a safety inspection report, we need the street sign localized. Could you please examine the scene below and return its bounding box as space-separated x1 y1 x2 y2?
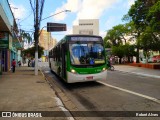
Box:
47 23 66 32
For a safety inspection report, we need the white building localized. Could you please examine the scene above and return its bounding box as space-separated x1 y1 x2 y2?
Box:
73 19 99 35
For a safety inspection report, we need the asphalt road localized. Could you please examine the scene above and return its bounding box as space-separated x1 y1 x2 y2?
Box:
39 62 160 120
106 70 160 99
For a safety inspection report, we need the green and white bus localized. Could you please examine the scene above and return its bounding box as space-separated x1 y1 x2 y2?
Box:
49 34 107 83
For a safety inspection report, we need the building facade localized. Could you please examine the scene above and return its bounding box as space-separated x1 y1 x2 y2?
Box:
0 0 22 74
39 30 57 62
73 19 99 35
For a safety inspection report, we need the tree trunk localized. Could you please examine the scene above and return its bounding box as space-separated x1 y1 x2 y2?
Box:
128 56 130 63
136 33 140 63
119 57 122 64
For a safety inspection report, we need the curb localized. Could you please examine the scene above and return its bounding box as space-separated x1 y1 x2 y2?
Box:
39 69 75 119
41 70 87 120
115 70 160 79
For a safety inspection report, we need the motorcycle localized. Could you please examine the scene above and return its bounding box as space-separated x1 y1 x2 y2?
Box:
107 60 115 71
108 65 115 71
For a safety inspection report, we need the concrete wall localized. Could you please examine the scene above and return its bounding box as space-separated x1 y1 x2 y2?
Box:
73 19 99 35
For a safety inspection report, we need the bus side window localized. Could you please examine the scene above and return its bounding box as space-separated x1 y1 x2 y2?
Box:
58 45 61 62
53 49 55 61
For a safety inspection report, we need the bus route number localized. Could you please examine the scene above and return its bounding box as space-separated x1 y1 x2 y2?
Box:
86 76 93 80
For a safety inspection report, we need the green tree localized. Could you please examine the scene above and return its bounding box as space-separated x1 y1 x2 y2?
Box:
104 40 112 48
112 45 124 64
112 44 136 64
124 0 160 62
20 29 32 44
123 44 136 63
104 28 122 47
146 0 160 32
104 22 137 47
104 22 137 63
105 0 160 64
104 24 129 47
111 24 128 44
139 27 160 62
124 22 137 41
22 45 44 58
147 0 160 49
124 0 152 63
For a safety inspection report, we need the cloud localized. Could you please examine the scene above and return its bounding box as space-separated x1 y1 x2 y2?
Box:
51 8 67 21
53 0 130 36
52 0 81 21
117 0 135 10
100 30 107 38
103 0 135 31
53 0 118 23
10 3 26 19
128 0 135 7
63 0 81 12
73 0 118 25
77 0 117 19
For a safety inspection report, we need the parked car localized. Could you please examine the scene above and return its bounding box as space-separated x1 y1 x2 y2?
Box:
152 56 157 63
151 55 160 63
156 55 160 62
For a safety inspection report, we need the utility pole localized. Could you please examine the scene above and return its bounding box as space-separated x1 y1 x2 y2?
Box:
30 0 68 75
34 0 39 75
29 0 45 75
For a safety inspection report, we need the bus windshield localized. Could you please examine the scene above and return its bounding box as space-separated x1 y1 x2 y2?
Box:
69 43 105 65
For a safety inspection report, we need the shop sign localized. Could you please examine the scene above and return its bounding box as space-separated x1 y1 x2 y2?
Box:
0 32 5 39
0 32 9 48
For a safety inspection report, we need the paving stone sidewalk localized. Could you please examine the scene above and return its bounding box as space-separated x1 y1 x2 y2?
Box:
0 66 70 120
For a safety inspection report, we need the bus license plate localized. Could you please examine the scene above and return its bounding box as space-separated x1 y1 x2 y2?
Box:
86 76 93 80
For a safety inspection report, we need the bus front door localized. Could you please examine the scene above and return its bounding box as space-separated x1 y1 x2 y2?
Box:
62 43 67 79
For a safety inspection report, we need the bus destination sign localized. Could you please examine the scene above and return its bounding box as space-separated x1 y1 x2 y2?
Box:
71 37 102 41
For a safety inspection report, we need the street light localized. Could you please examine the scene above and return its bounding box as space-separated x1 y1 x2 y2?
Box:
34 9 71 75
40 9 71 34
41 10 71 21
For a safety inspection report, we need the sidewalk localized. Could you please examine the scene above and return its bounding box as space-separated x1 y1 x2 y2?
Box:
0 66 70 120
114 64 160 79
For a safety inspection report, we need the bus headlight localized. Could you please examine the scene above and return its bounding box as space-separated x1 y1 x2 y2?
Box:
71 69 77 74
102 67 106 71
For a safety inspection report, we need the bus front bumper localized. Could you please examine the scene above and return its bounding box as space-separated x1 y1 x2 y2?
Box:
67 70 107 83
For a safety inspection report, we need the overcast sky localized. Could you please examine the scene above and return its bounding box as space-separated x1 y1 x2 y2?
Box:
9 0 135 41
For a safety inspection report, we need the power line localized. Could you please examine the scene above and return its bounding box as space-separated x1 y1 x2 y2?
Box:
19 11 33 23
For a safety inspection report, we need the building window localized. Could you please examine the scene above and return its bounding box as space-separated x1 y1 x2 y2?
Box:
79 23 93 26
79 30 93 35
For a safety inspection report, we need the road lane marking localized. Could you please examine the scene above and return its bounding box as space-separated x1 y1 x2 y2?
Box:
98 81 160 104
54 97 75 120
116 70 160 79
